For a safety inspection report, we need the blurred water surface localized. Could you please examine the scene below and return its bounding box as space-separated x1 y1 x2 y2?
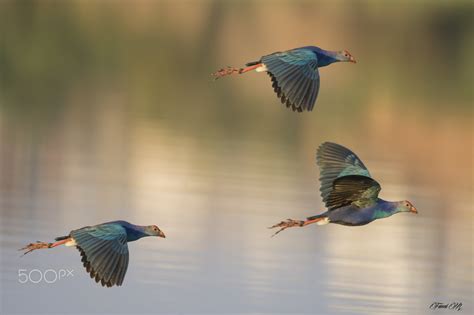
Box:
1 1 472 314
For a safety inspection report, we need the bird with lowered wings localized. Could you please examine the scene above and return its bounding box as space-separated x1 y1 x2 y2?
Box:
213 46 356 112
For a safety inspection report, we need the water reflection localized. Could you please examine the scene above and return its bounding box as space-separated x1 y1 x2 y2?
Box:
2 119 471 314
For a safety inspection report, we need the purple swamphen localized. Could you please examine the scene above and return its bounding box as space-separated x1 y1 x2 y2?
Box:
212 46 356 112
20 221 166 287
270 142 418 236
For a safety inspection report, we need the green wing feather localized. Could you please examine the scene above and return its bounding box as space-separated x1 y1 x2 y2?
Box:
70 224 129 287
325 175 381 210
317 142 374 209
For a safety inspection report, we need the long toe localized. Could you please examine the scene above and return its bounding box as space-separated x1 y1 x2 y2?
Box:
269 219 304 237
19 242 51 256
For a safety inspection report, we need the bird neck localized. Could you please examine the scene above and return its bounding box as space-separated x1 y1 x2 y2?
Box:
123 224 149 242
314 49 340 68
372 199 400 219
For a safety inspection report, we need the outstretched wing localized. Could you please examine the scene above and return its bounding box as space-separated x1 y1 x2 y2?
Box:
317 142 373 208
325 175 381 210
70 224 129 287
261 48 320 112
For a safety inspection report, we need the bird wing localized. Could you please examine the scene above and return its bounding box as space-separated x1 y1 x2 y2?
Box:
70 223 129 287
316 142 373 208
325 175 381 210
261 48 320 112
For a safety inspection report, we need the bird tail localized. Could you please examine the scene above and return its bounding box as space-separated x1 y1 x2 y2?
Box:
306 213 325 221
245 60 261 67
55 235 69 241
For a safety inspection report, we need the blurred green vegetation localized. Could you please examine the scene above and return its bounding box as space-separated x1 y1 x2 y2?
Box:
0 0 472 137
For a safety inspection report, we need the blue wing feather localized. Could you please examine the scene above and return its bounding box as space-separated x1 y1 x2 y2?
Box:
71 223 129 287
261 48 320 112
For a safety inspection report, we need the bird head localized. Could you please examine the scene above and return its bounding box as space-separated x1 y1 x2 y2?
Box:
145 225 166 238
399 200 418 214
338 50 356 63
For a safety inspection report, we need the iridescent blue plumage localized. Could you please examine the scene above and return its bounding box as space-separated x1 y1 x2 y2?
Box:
322 198 405 226
21 220 165 287
261 49 320 111
296 46 345 67
270 142 418 236
213 45 356 112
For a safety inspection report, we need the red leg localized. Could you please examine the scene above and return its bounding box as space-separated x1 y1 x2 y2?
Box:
239 63 262 74
302 217 324 226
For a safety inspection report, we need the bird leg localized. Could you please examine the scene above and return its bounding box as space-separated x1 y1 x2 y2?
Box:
19 239 70 256
268 219 305 237
212 64 262 80
269 217 326 237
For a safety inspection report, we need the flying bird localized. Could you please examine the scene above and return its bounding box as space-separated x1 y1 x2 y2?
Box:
269 142 417 236
20 220 165 287
212 46 356 112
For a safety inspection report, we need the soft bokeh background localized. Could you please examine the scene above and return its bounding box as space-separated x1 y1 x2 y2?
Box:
1 1 472 314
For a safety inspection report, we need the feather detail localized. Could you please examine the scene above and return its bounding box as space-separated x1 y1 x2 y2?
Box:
317 142 372 208
261 48 320 112
325 175 381 210
71 224 129 287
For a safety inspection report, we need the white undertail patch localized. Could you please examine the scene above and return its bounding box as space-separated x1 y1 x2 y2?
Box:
256 64 268 72
65 238 77 247
317 217 330 225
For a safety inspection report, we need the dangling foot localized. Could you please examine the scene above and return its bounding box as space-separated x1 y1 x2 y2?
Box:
19 242 53 256
212 63 263 80
19 238 70 256
268 219 304 237
211 66 242 80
